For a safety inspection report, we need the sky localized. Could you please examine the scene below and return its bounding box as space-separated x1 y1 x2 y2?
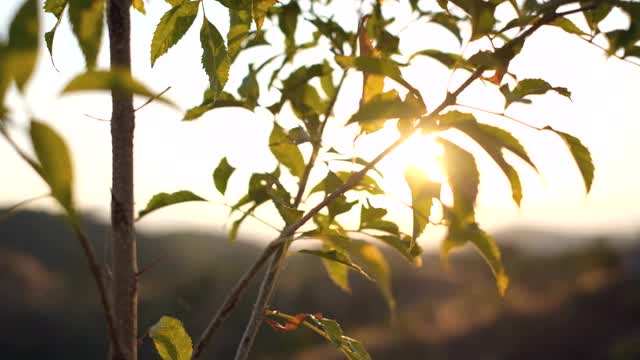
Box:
1 0 639 246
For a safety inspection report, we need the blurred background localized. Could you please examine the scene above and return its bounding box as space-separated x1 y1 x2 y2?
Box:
1 0 640 359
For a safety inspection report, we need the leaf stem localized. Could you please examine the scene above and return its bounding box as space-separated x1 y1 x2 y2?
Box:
455 103 544 131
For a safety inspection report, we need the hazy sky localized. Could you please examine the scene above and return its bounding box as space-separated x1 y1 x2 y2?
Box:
1 0 639 244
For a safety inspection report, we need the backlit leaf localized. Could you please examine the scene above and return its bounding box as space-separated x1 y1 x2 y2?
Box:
149 316 193 360
269 123 305 178
441 139 479 220
549 16 586 36
359 201 399 235
69 0 104 69
138 191 206 219
132 0 145 14
374 234 423 266
8 0 39 91
184 90 252 121
150 1 198 66
44 0 67 67
545 126 594 193
430 12 463 44
335 55 421 98
30 120 74 212
201 17 231 103
410 49 473 71
227 7 251 61
503 78 571 108
300 248 372 281
253 0 277 32
348 90 425 130
213 157 235 194
404 165 441 246
61 69 177 108
349 240 395 314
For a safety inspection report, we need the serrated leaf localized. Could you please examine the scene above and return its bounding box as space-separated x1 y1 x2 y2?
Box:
300 248 372 281
348 90 425 130
335 55 421 98
544 126 594 193
213 157 235 194
441 140 479 220
227 8 251 61
253 0 277 32
269 123 305 178
30 120 74 212
359 201 399 235
61 69 177 108
504 78 571 108
138 191 206 219
132 0 145 14
8 0 39 91
201 17 231 103
183 90 251 121
582 1 612 31
150 1 198 66
149 316 193 360
549 16 586 36
441 222 508 296
349 240 395 313
68 0 104 69
44 0 67 67
404 165 440 246
410 49 472 71
430 12 463 44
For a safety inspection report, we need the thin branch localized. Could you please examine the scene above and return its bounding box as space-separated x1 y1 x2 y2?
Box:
0 123 125 359
455 103 544 131
190 238 285 359
578 35 640 68
85 113 111 122
134 86 172 112
0 193 51 223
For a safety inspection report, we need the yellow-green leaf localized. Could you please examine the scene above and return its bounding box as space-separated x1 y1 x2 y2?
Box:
441 139 479 219
69 0 104 69
132 0 145 14
227 8 251 61
8 0 40 91
44 0 68 67
253 0 277 32
138 191 206 219
149 316 193 360
150 1 199 66
269 123 305 178
349 240 395 314
61 69 177 108
30 120 74 212
404 165 440 247
545 126 594 193
200 17 231 103
213 157 235 194
300 248 372 281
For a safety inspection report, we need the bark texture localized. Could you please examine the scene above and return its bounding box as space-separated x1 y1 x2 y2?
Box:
107 1 138 359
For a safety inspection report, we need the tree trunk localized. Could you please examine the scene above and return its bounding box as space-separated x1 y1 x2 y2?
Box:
107 1 137 359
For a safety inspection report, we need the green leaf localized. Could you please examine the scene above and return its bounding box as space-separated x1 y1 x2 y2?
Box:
61 69 177 108
30 120 74 212
441 222 508 296
503 78 571 108
276 204 303 225
359 201 399 235
348 240 395 314
238 65 259 108
374 234 423 266
441 139 479 220
253 0 277 32
44 0 68 67
183 90 251 121
404 165 440 246
150 1 198 66
227 7 251 61
213 157 235 194
582 1 612 32
165 0 185 6
409 49 472 71
335 55 421 97
318 318 345 347
342 336 372 360
448 0 496 40
149 316 193 360
430 12 463 44
300 248 372 281
544 126 594 193
269 123 305 178
278 0 301 43
201 17 231 103
68 0 104 69
348 90 425 130
321 251 351 292
328 195 357 222
8 0 39 91
549 17 587 36
138 191 206 219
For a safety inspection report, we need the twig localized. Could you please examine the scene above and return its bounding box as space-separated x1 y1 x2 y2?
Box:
134 86 171 112
578 35 640 68
190 238 285 359
455 103 544 131
0 121 125 359
0 193 50 224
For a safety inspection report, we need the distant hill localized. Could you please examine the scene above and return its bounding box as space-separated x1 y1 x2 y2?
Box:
1 210 639 359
